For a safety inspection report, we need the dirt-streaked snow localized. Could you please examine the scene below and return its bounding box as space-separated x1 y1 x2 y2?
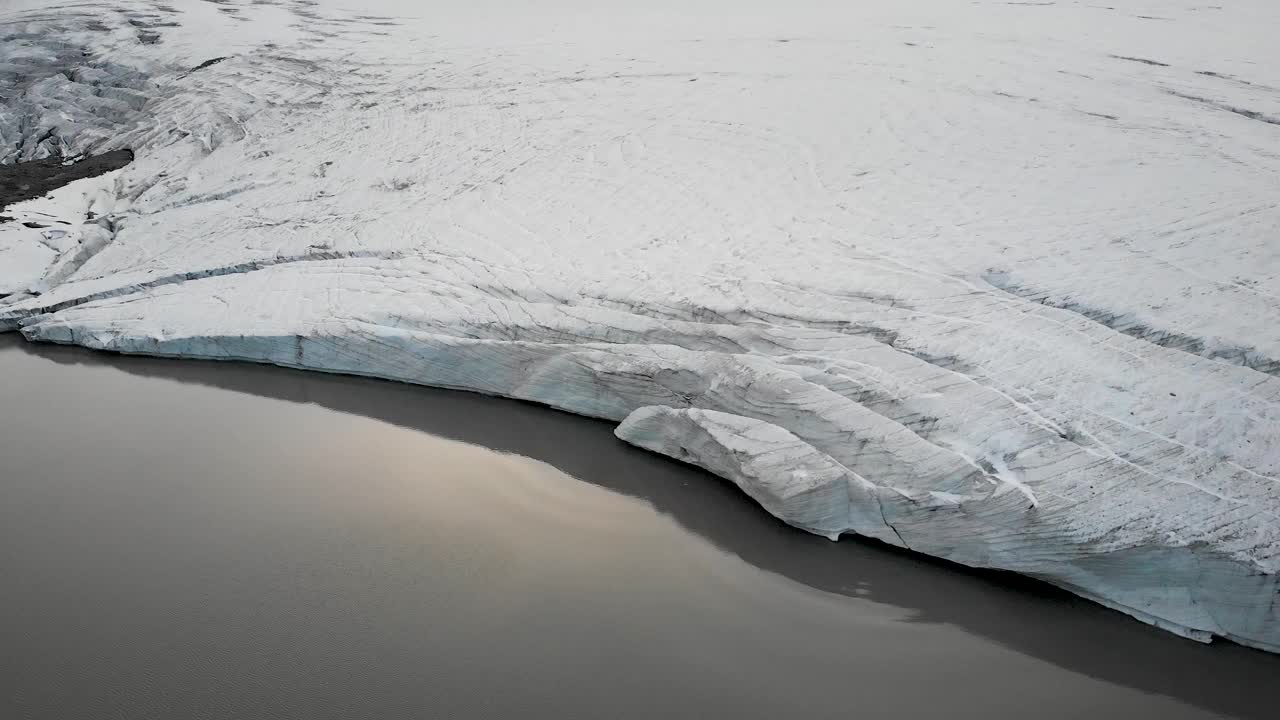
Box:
2 0 1279 651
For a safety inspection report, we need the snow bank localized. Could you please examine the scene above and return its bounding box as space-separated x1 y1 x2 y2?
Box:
3 0 1279 651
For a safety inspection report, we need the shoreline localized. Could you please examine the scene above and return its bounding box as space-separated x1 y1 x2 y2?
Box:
12 318 1278 653
3 331 1278 720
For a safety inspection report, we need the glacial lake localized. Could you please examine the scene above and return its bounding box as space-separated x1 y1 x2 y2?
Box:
0 335 1275 719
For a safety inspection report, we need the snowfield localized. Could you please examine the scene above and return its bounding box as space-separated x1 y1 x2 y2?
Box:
3 0 1279 651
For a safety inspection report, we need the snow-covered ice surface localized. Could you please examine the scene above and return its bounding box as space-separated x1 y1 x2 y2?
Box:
2 0 1279 651
0 169 124 295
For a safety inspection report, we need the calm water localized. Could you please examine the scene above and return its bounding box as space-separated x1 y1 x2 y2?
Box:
0 335 1275 719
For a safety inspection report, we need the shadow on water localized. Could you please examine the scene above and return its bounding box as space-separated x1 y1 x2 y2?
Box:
5 334 1277 719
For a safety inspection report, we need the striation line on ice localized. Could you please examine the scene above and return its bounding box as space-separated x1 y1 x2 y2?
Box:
0 249 408 331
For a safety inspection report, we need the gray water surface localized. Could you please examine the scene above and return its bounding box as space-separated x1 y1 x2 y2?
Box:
1 335 1275 719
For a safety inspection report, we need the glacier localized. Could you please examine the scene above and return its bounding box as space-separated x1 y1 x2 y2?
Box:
2 0 1279 651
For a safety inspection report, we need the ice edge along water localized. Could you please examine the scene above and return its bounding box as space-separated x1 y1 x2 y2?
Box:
2 0 1278 652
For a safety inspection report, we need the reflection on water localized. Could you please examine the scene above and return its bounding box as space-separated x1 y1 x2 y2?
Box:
1 335 1275 719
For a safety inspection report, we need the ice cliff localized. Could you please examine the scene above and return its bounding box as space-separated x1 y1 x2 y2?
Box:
2 0 1278 651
